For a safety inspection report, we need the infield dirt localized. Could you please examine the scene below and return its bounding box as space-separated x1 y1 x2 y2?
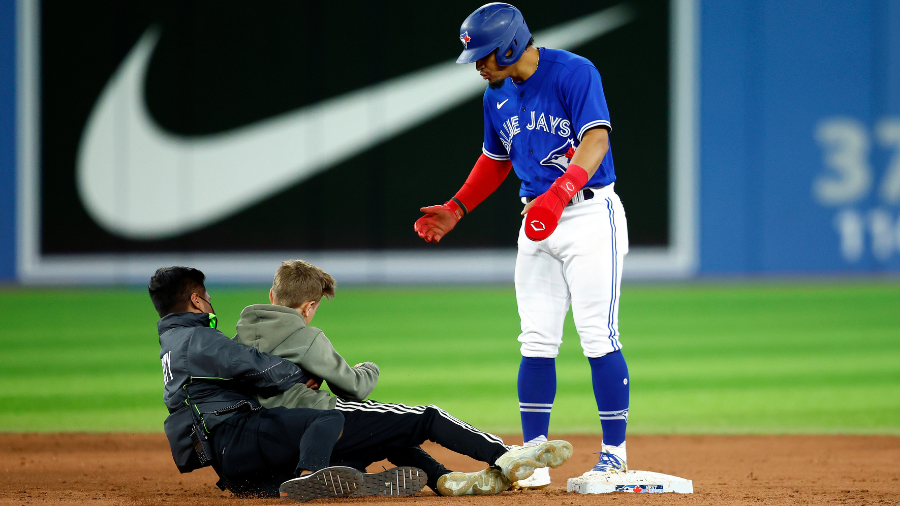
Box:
1 434 898 505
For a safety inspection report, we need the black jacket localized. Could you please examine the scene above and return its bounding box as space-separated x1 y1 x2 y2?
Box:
158 312 307 472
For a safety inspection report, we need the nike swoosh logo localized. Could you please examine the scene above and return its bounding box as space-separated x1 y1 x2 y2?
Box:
497 99 509 109
76 4 636 239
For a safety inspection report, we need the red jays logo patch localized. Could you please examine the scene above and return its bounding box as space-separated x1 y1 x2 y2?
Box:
460 31 471 48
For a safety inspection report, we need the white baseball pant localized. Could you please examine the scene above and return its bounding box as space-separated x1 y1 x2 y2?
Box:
515 184 629 358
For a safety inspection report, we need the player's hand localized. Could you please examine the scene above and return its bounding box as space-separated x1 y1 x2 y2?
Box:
524 192 563 241
305 378 321 390
521 198 537 215
414 201 463 243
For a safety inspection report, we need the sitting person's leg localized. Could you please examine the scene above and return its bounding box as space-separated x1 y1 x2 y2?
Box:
334 400 507 464
382 446 507 496
332 399 572 495
210 407 344 497
384 446 451 493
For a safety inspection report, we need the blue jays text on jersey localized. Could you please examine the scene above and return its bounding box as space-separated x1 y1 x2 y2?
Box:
481 48 616 198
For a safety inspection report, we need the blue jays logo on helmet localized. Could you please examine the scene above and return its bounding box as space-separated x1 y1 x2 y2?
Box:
541 139 577 172
456 3 532 66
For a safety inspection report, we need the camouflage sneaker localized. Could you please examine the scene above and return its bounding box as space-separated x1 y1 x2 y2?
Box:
494 440 574 482
437 468 511 496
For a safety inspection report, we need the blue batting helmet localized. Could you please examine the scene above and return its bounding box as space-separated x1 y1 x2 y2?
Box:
456 3 532 66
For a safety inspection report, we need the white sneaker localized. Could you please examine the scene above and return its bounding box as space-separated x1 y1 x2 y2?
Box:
495 440 574 482
512 466 551 490
436 468 510 496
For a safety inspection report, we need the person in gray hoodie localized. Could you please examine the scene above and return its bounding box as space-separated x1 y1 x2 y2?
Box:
150 265 362 501
234 259 574 496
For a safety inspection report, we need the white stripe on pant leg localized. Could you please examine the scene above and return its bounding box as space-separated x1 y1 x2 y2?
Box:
430 405 510 449
337 399 508 449
431 405 508 448
519 408 552 413
335 399 427 415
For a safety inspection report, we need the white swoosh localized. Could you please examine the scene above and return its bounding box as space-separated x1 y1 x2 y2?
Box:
497 99 509 109
76 4 635 239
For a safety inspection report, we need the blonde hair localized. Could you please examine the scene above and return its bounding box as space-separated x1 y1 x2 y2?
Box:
272 260 336 309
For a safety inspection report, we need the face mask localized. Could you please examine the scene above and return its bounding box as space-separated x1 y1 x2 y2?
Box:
198 296 217 329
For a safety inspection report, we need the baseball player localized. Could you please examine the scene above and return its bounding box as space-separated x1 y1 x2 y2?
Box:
414 3 631 488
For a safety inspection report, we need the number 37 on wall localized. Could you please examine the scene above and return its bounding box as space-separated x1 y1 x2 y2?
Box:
814 118 900 262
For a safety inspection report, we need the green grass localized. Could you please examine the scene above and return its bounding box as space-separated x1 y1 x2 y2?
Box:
0 281 898 434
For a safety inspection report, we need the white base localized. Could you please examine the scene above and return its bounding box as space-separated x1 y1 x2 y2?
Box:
566 470 693 494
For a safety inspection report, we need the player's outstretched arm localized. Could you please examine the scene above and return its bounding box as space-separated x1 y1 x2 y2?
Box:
414 154 512 243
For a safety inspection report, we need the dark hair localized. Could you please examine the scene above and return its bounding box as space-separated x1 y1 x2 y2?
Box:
148 266 207 317
527 36 535 48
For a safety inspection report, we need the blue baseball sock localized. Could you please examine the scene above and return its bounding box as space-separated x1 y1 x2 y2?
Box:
517 357 556 443
589 350 629 447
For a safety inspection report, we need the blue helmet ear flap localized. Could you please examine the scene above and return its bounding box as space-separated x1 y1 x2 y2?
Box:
456 3 532 66
495 18 532 66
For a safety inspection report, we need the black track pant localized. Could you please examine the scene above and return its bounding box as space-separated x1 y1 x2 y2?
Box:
331 400 509 492
210 407 344 497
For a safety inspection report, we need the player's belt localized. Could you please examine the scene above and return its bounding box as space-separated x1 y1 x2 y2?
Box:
523 187 600 206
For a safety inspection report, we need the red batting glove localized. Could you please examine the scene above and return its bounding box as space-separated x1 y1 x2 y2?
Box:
524 164 590 241
414 200 464 243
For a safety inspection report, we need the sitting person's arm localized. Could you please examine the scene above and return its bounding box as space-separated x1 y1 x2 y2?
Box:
193 325 308 396
302 331 379 401
242 259 380 406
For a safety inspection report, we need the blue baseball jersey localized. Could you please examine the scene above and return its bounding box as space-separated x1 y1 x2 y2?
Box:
481 48 615 198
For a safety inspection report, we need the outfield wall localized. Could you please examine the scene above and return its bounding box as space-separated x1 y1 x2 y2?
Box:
0 0 14 281
0 1 898 283
700 1 900 274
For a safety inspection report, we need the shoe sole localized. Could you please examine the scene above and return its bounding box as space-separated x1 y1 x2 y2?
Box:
351 467 427 497
279 467 362 502
505 441 574 482
437 469 508 496
472 471 510 495
512 482 551 490
437 472 478 496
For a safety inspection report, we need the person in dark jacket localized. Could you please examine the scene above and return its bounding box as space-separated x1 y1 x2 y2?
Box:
150 266 375 500
234 259 575 496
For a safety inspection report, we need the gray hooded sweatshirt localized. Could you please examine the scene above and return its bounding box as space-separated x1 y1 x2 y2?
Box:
234 304 379 410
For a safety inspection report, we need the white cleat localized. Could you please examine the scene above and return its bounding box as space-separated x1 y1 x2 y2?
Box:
585 452 628 475
512 466 551 490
